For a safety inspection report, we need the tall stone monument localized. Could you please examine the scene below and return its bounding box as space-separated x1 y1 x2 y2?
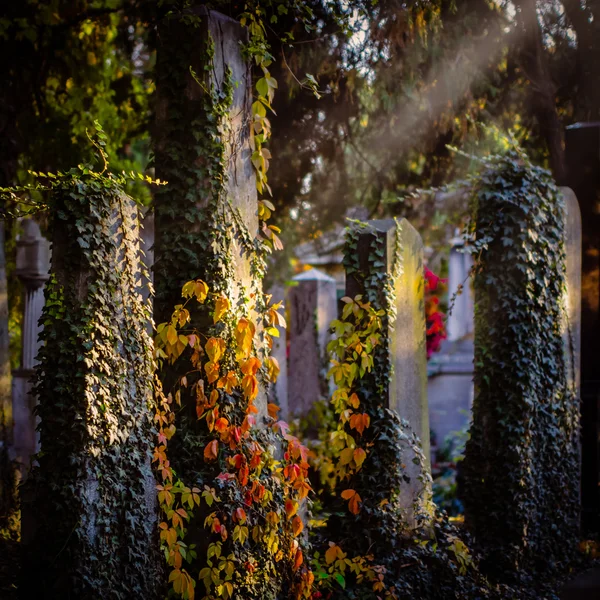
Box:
565 123 600 534
345 219 430 525
288 268 337 418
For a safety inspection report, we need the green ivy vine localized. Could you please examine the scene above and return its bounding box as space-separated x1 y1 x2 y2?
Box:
461 146 580 581
1 130 164 598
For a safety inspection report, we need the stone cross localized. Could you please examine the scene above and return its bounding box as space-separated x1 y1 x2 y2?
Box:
287 268 337 418
12 219 50 472
345 219 430 522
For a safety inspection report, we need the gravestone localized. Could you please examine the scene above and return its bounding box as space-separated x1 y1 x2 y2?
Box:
560 188 582 396
462 169 580 577
20 190 162 598
268 284 289 418
345 219 430 523
12 219 50 474
565 123 600 534
446 236 474 342
288 268 337 418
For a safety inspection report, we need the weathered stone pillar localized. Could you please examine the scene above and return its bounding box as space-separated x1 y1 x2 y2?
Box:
565 123 600 535
345 219 430 529
288 268 337 418
12 219 50 473
447 236 474 342
462 163 579 578
560 188 582 400
20 190 162 599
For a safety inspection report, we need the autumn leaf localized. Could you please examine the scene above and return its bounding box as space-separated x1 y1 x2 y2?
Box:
349 412 370 435
240 356 261 376
291 515 303 537
341 489 362 515
353 448 367 468
285 499 298 519
235 318 256 358
204 440 219 461
348 392 360 409
292 548 303 571
205 337 225 363
204 361 220 384
325 542 344 565
214 417 229 433
265 356 280 383
217 370 238 394
214 296 230 323
267 403 281 419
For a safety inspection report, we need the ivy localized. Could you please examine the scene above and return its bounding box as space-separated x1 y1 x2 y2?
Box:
3 135 164 598
306 220 497 599
461 146 580 580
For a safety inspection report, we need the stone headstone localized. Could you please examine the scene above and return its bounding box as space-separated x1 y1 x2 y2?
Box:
154 7 268 420
345 219 430 523
446 237 474 342
20 192 161 598
288 268 337 418
12 219 50 474
565 123 600 534
560 188 582 394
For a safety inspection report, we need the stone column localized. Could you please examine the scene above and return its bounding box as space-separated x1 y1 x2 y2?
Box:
345 219 430 524
447 236 474 342
12 219 50 472
288 268 337 418
565 123 600 534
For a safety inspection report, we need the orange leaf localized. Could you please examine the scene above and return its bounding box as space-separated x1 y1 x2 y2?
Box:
268 403 281 419
349 412 370 435
341 489 361 515
285 499 298 519
214 417 229 433
240 356 261 376
217 370 238 394
293 548 303 571
292 515 303 537
204 440 219 461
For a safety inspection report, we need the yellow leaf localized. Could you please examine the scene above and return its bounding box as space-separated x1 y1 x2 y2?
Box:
214 296 230 324
265 356 280 383
205 337 225 363
353 448 367 468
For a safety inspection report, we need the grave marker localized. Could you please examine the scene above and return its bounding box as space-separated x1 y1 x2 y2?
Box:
288 268 337 418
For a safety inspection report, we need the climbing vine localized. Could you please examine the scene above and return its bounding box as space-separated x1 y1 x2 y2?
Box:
153 278 314 600
461 146 580 579
1 125 164 598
